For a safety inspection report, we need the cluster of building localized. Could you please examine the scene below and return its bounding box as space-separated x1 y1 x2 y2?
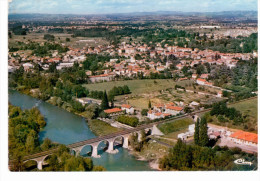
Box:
147 102 184 120
8 37 256 83
177 119 258 153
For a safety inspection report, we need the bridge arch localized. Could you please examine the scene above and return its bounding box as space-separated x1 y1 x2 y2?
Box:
23 160 38 171
97 140 109 155
80 144 93 157
113 136 124 149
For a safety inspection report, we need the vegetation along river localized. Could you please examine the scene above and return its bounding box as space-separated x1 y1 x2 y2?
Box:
9 89 154 171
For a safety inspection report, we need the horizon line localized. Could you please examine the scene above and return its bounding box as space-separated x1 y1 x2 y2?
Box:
8 10 258 16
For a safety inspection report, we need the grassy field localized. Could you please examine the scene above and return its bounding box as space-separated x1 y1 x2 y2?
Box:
87 119 121 136
9 33 108 49
199 98 258 133
158 118 193 135
84 79 192 95
228 98 257 122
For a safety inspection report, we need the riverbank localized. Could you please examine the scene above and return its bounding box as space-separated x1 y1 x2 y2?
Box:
87 119 122 136
128 139 169 171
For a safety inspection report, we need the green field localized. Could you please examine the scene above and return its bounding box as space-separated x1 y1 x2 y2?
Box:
229 98 258 122
87 119 121 136
158 118 193 135
83 79 192 95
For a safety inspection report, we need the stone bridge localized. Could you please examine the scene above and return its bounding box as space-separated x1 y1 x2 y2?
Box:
20 124 163 170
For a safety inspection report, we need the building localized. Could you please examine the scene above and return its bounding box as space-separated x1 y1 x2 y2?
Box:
217 91 223 98
121 104 135 114
88 73 115 83
56 63 74 70
196 78 207 85
104 108 123 116
164 106 183 116
229 131 258 146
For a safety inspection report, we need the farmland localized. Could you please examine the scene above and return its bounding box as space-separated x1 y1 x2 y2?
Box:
84 79 192 95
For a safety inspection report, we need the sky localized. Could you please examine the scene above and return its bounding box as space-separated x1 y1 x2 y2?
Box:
8 0 258 14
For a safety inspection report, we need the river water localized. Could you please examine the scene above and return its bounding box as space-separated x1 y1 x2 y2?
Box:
8 89 154 171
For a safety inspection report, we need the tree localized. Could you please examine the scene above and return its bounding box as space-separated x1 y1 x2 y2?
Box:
25 130 37 153
41 138 52 151
199 117 209 147
148 100 152 109
184 106 192 113
44 34 55 41
194 119 200 145
100 91 109 110
141 109 148 116
66 38 70 42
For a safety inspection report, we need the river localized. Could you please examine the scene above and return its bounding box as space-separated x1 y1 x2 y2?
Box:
8 89 154 171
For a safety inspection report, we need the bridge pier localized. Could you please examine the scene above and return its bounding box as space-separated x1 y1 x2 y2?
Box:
123 135 129 149
106 138 118 154
37 161 43 170
91 144 100 158
137 131 142 142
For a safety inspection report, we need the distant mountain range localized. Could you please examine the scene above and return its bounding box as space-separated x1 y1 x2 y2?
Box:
9 10 257 20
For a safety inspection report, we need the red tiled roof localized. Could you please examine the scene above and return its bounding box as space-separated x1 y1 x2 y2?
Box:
121 104 132 109
155 112 163 116
163 113 171 117
104 108 122 114
197 78 207 82
166 106 183 111
89 74 109 78
230 131 258 144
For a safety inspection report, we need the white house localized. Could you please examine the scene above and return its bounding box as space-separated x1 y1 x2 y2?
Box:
56 63 74 70
164 106 183 116
228 131 258 147
121 104 135 114
217 91 223 98
196 78 207 85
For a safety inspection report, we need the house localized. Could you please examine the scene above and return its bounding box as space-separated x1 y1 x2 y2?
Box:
121 104 135 114
178 133 188 141
104 108 123 116
189 101 200 108
217 91 223 98
147 110 168 120
8 65 16 73
56 63 74 70
196 78 207 85
164 106 183 116
88 73 115 83
192 74 197 79
200 74 209 79
229 131 258 146
154 104 165 112
22 63 34 71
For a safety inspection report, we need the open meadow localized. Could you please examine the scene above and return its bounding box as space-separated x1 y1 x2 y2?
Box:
84 79 192 95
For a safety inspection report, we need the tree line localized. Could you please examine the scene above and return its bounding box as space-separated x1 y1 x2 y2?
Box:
159 139 239 171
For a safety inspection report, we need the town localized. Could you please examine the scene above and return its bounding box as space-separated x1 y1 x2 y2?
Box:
7 10 258 172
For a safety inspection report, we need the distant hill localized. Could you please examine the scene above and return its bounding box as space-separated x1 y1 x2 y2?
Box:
9 11 257 21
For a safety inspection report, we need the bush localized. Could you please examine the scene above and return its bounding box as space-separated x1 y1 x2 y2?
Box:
141 109 148 116
116 115 139 127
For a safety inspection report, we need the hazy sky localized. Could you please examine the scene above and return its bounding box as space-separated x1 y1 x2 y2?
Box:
9 0 258 14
